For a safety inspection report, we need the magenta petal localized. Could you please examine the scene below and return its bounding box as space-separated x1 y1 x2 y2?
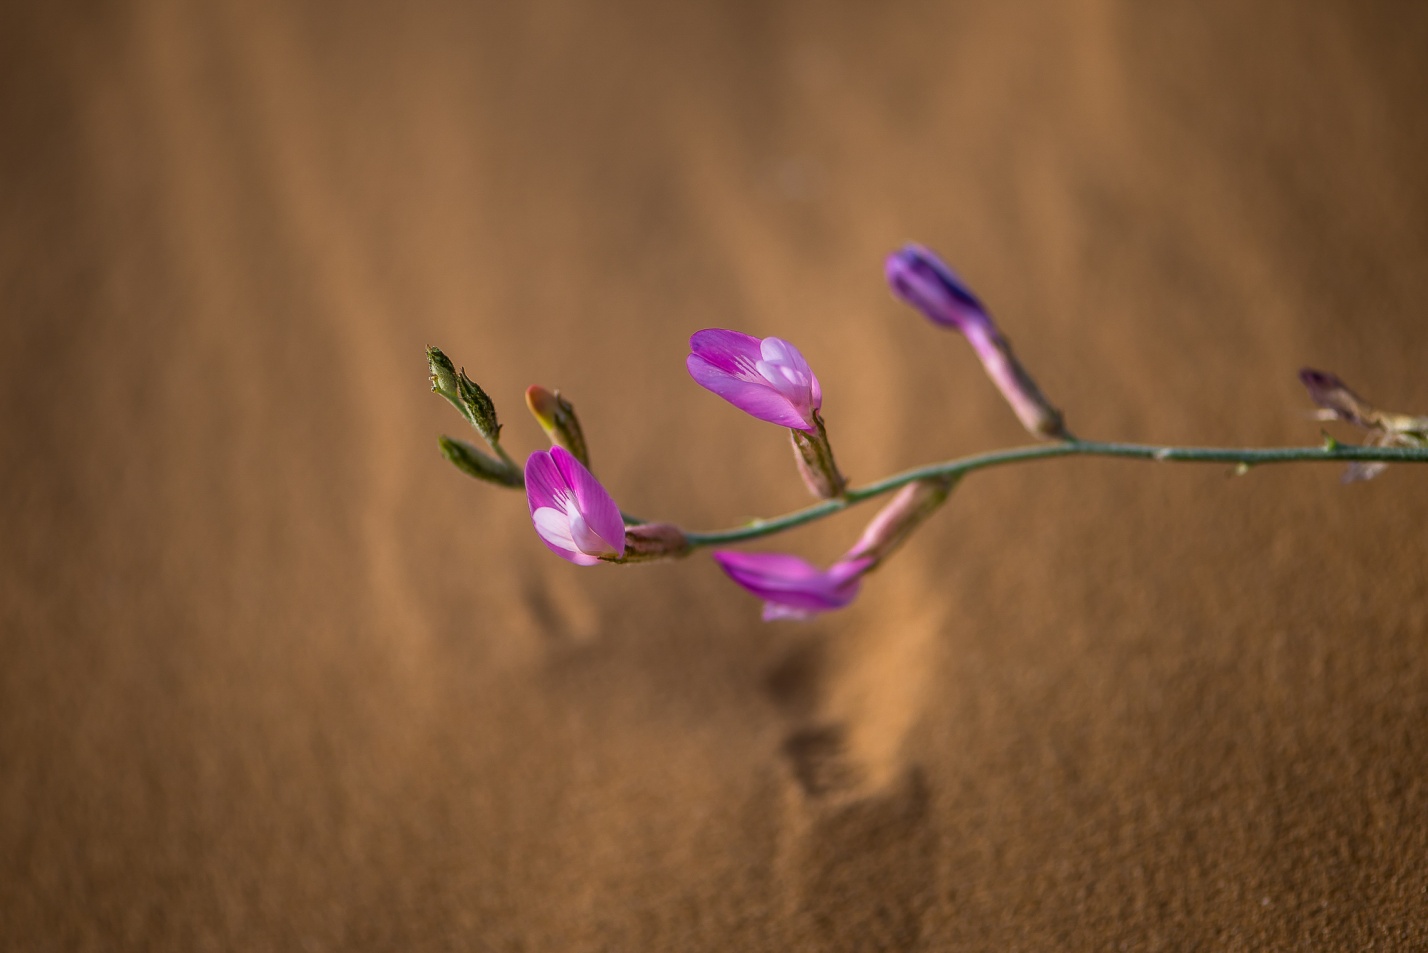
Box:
712 551 870 619
687 353 814 429
885 244 991 333
524 450 567 514
524 448 625 563
550 447 625 558
689 329 764 373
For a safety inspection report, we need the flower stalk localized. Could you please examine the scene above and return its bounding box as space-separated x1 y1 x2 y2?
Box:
428 345 521 483
789 411 847 499
427 242 1428 622
681 438 1428 549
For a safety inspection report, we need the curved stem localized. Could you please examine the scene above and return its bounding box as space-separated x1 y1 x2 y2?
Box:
681 438 1428 548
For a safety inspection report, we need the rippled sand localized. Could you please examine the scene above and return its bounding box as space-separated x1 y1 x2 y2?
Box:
3 2 1426 948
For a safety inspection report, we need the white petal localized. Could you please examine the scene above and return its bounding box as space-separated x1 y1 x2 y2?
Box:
532 507 578 554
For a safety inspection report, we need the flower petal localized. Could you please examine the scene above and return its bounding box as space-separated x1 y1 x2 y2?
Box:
687 353 815 429
524 449 568 514
759 336 813 382
551 446 625 558
885 244 990 332
689 329 764 374
532 506 602 565
524 447 625 563
712 550 869 618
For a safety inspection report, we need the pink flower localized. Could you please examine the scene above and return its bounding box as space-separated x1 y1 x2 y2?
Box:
687 330 822 432
886 244 1066 439
524 446 626 565
711 550 872 621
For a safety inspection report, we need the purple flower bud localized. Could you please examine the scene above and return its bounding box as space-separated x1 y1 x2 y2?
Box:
883 244 991 335
886 244 1067 440
524 446 626 565
687 330 823 432
712 550 872 621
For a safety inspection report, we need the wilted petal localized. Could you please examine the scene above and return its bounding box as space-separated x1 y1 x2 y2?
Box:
1299 369 1378 429
1342 462 1389 484
1300 368 1428 482
525 447 625 564
712 550 871 620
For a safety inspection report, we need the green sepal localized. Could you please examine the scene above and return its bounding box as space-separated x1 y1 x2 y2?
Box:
456 369 502 446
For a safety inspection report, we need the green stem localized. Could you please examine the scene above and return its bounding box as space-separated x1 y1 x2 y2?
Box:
682 438 1428 548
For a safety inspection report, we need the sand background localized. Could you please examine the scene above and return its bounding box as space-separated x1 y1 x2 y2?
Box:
3 1 1427 949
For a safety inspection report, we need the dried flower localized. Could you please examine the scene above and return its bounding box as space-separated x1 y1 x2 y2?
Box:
1300 368 1428 482
525 446 626 565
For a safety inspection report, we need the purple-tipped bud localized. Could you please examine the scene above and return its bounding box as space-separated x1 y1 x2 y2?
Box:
712 550 872 621
844 476 955 566
621 522 692 563
884 245 991 334
886 244 1067 440
524 446 625 565
687 330 823 432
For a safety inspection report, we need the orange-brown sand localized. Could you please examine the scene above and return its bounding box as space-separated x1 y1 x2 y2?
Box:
4 2 1427 949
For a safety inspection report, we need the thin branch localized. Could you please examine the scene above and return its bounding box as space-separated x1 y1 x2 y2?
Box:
681 439 1428 548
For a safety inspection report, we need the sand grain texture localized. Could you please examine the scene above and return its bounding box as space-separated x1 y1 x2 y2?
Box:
3 1 1427 950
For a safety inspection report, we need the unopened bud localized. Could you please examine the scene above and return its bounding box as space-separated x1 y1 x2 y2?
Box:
844 476 956 565
429 346 504 448
457 369 501 446
886 245 1068 440
618 523 692 563
439 436 523 488
789 412 847 500
525 385 591 468
427 346 460 395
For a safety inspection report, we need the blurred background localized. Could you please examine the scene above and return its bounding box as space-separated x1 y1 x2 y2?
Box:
3 1 1426 949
